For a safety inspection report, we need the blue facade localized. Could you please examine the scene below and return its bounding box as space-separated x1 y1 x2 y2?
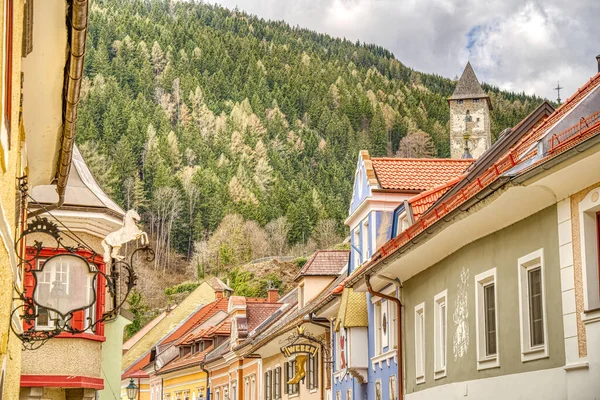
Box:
337 153 400 400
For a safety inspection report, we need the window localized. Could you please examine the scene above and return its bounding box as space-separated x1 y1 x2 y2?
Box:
336 391 341 400
457 100 464 104
346 388 352 400
215 390 220 400
433 291 447 378
389 376 397 400
361 218 369 263
274 367 281 399
577 191 600 311
307 353 318 390
352 229 360 271
264 370 272 400
475 269 499 369
375 299 394 355
518 249 548 362
298 283 305 309
284 361 298 395
473 98 480 103
414 303 425 384
245 378 250 400
374 380 381 400
250 376 256 400
231 382 237 400
335 327 347 372
35 259 69 330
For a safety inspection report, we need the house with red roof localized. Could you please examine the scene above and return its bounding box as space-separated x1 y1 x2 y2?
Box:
342 58 600 400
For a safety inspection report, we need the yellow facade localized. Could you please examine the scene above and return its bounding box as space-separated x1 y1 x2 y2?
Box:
121 378 150 400
0 1 26 399
162 370 207 400
122 282 217 369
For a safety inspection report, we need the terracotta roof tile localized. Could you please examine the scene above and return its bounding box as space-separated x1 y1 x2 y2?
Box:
370 158 473 191
158 345 214 374
161 297 229 345
296 250 349 280
247 303 282 331
408 175 465 220
122 353 151 379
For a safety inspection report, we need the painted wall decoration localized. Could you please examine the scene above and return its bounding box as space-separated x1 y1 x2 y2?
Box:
453 267 469 360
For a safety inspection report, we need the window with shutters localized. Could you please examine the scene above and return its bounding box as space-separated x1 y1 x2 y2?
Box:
307 353 318 390
284 361 299 395
273 367 281 399
518 249 548 362
264 370 272 400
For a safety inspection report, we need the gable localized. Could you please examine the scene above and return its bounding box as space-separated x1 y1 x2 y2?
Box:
349 151 378 215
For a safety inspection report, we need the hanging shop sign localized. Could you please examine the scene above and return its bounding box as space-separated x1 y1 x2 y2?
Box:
11 207 153 350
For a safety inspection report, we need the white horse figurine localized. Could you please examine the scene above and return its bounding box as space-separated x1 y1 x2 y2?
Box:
102 210 149 263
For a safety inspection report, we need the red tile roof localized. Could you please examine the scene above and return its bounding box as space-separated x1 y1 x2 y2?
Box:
408 175 465 220
122 353 151 379
247 303 283 331
158 345 214 374
296 250 349 280
161 297 229 346
370 158 473 191
346 71 600 286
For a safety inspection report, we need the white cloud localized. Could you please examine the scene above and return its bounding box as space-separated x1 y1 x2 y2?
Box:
209 0 599 99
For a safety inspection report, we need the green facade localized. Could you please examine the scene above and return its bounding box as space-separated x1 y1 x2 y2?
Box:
403 205 565 394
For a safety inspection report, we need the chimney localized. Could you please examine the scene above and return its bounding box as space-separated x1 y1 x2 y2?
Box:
215 289 224 299
597 54 600 73
267 288 279 303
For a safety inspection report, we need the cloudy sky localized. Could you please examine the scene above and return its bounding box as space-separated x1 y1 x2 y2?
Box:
209 0 599 100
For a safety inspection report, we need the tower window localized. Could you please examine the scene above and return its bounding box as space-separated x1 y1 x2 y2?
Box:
457 100 464 104
473 98 480 103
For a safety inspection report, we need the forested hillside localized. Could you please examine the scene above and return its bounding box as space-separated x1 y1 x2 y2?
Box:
78 0 546 278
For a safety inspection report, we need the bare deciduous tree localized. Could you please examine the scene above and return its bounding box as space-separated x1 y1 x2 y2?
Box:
396 130 435 158
150 187 182 271
266 217 290 256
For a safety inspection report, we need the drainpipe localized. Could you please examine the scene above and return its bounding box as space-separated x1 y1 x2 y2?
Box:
201 361 210 400
365 275 403 400
29 0 89 217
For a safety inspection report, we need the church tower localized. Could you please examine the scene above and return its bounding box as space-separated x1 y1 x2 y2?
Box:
448 62 492 159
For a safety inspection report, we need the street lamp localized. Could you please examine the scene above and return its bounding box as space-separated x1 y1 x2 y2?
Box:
126 378 139 400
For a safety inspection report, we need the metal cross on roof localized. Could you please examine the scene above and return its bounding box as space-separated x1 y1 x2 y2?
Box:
554 81 564 105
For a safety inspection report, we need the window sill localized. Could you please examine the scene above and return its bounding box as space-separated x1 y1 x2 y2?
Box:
521 346 548 362
433 369 446 380
582 308 600 325
309 389 318 394
415 376 425 385
370 349 397 370
477 355 499 371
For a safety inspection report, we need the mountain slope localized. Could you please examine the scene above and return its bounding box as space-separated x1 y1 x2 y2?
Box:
77 0 547 267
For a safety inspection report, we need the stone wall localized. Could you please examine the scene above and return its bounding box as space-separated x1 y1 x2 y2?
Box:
449 99 491 159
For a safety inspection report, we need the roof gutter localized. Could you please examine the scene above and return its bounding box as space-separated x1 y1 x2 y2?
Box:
346 175 510 288
29 0 89 217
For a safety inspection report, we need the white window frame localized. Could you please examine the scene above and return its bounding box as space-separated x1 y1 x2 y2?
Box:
414 303 425 384
374 301 382 355
433 290 447 379
389 375 397 400
475 269 499 370
352 228 360 270
361 217 369 263
346 388 352 400
335 391 341 400
518 249 549 362
251 376 256 400
578 190 600 311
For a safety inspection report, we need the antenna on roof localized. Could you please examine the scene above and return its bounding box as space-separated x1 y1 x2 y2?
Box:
554 81 563 105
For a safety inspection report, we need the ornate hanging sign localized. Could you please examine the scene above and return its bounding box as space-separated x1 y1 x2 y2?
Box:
11 209 153 350
281 342 318 358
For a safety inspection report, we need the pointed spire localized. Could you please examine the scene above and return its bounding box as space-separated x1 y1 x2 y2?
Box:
449 62 488 99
